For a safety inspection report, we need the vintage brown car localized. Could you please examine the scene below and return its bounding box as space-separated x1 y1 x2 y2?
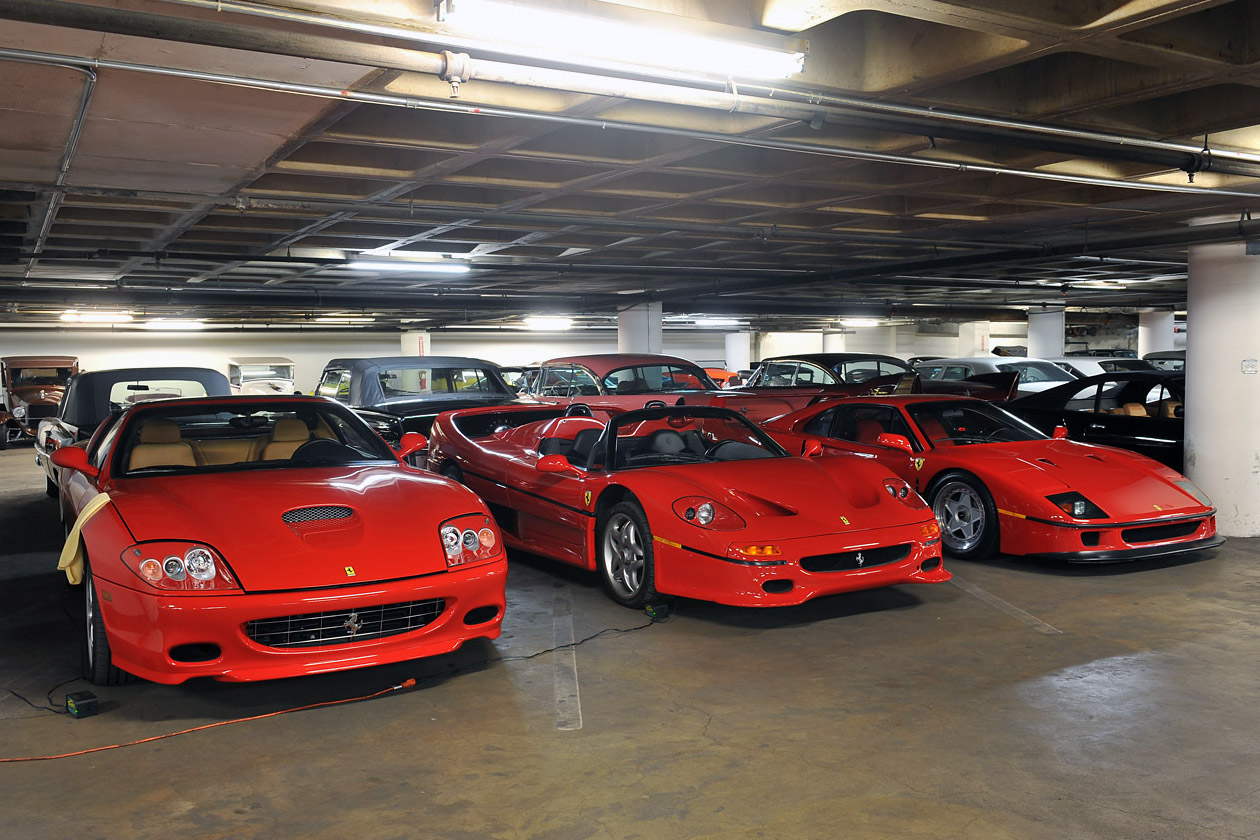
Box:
0 355 79 450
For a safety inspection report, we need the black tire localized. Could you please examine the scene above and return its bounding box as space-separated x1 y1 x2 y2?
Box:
929 472 999 560
597 501 660 608
45 475 57 499
0 426 8 451
82 560 137 686
440 462 465 485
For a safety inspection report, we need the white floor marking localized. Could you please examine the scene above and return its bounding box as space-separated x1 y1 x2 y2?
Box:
552 583 583 730
951 575 1063 635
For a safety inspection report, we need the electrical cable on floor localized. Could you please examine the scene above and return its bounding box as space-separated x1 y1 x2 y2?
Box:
2 686 68 716
0 611 664 763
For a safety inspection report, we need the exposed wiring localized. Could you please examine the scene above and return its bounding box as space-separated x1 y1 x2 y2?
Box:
0 613 662 763
2 686 68 716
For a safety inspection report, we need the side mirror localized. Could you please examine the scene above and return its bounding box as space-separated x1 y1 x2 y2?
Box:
537 454 578 474
801 439 823 458
875 433 915 455
395 431 428 460
51 446 98 479
1052 425 1069 439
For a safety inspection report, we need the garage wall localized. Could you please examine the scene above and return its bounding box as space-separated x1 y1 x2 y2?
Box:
1 330 731 393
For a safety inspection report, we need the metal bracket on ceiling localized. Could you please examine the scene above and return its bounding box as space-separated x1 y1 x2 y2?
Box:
440 51 472 99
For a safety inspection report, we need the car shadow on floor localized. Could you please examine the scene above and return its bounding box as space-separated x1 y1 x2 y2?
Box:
972 549 1221 577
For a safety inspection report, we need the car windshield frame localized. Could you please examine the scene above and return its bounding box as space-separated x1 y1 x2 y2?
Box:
600 406 789 470
906 400 1047 447
111 400 398 479
600 363 719 395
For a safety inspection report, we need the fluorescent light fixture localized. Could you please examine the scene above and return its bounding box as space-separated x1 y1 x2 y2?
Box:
446 1 805 80
839 318 880 328
60 310 133 324
142 318 206 331
524 316 573 331
316 316 377 324
692 317 742 328
347 260 470 275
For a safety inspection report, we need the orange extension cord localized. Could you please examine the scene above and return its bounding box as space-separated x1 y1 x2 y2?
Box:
0 678 416 763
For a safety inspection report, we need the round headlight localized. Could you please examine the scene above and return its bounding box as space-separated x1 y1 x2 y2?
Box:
696 502 715 525
461 529 480 551
184 547 216 581
162 556 187 581
441 525 462 556
13 406 25 419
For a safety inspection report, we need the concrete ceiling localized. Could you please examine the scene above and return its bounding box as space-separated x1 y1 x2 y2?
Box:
2 0 1259 334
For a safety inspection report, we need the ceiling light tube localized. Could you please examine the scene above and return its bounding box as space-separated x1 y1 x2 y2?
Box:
347 260 471 274
60 310 133 323
524 316 573 331
142 318 206 330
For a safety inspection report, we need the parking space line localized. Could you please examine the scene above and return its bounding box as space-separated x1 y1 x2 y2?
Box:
950 575 1063 635
551 583 583 730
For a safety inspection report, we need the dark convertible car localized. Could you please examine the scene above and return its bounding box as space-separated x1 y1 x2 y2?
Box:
1004 371 1186 470
315 356 524 444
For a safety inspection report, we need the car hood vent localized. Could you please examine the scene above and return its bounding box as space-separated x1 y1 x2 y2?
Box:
282 505 354 523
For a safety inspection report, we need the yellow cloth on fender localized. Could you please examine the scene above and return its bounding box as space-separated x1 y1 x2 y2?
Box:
57 492 113 585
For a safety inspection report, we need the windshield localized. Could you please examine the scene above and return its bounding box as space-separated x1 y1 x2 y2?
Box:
907 401 1045 447
239 364 294 382
607 407 787 469
601 364 717 395
378 366 505 398
996 361 1076 384
116 401 395 477
108 379 212 408
12 367 73 386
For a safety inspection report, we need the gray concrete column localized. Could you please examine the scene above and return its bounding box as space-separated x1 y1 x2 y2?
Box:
1027 309 1065 358
400 330 430 356
1138 309 1176 357
1186 241 1260 536
958 321 990 356
725 331 753 372
617 302 663 354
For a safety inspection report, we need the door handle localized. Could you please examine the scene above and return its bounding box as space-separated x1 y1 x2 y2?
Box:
1087 423 1106 430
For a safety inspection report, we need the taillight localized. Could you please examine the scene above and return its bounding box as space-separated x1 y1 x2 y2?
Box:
121 542 240 592
439 513 502 567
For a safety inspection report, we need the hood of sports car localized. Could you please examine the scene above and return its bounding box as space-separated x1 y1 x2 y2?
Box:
972 440 1206 518
638 455 922 535
107 465 486 591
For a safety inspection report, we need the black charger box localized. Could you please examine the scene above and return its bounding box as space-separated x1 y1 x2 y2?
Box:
66 691 99 718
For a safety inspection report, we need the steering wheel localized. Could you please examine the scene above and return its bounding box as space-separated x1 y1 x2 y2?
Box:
291 438 360 461
704 440 737 459
564 403 593 417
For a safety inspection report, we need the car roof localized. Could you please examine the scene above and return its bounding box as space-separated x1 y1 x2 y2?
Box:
914 356 1060 365
1 355 78 367
542 353 704 373
227 356 294 365
759 353 908 365
322 356 500 373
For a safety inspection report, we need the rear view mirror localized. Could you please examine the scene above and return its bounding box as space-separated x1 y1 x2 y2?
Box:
1052 425 1069 439
51 446 98 479
801 439 823 458
395 431 427 460
537 454 577 474
875 433 914 454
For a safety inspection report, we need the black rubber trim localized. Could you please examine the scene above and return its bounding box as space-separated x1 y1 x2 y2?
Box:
463 467 595 518
1015 510 1216 529
1024 534 1225 564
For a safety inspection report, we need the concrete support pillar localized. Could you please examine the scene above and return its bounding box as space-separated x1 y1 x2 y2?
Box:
1027 309 1065 358
725 331 753 372
618 302 663 354
400 331 430 356
822 330 846 353
1138 309 1176 357
1186 241 1260 536
958 321 991 356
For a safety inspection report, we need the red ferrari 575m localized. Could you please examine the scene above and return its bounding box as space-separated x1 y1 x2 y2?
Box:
762 395 1223 563
426 403 949 608
51 395 507 685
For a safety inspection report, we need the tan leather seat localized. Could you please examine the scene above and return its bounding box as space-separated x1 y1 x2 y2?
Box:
1112 402 1148 417
128 419 198 471
260 417 312 460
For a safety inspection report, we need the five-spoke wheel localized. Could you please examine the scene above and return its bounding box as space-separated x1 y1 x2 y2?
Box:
597 501 659 608
930 473 998 560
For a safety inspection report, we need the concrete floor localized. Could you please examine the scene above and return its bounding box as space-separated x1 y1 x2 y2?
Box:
1 443 1258 840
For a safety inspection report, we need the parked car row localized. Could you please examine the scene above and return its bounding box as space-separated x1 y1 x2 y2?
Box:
34 349 1215 691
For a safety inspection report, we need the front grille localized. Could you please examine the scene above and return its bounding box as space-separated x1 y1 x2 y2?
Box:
246 599 445 648
282 505 353 524
1122 521 1201 544
26 405 58 419
800 543 912 573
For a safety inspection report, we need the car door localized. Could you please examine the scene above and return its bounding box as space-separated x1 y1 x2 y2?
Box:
1081 380 1183 469
802 403 918 481
502 441 594 566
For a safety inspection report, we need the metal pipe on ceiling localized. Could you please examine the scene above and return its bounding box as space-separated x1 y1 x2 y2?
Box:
6 0 1260 184
142 0 1260 177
